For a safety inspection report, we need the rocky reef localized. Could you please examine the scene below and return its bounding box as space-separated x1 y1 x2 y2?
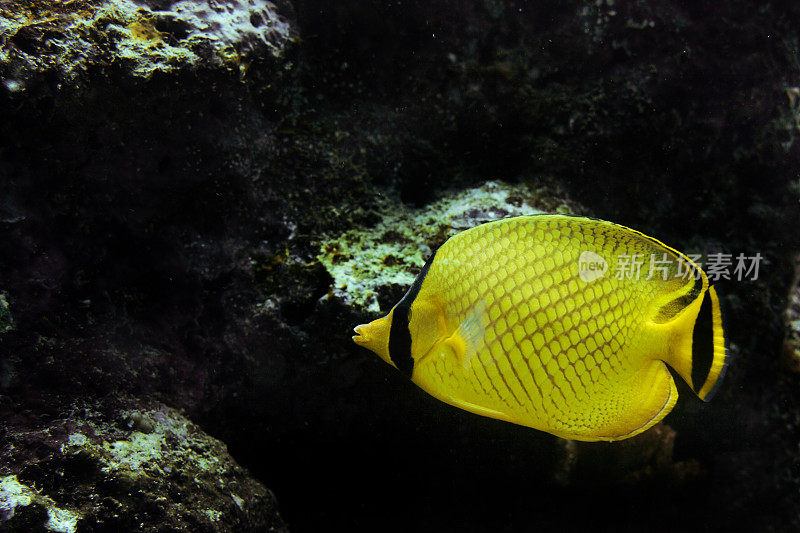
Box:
0 0 294 80
1 0 799 531
0 397 286 531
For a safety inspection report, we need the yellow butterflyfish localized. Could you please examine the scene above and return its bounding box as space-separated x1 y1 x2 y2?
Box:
353 215 727 441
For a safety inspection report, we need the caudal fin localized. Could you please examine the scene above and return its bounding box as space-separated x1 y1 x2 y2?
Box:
689 286 728 401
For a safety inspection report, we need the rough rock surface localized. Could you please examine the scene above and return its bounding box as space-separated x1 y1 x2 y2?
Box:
784 255 800 371
0 0 297 530
0 0 295 81
0 397 287 532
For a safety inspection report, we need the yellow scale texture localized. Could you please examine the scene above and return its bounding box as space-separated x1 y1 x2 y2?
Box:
412 215 696 440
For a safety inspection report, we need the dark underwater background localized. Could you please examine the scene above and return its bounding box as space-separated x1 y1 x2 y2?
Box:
1 0 800 531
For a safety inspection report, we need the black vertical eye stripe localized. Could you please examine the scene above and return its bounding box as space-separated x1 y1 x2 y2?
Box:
388 247 439 378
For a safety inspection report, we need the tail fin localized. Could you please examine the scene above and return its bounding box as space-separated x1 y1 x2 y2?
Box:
692 286 728 401
659 285 728 401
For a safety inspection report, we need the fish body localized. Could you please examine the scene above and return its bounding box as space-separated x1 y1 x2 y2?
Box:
353 215 727 441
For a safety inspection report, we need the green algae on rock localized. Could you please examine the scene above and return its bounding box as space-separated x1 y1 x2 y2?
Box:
0 398 287 532
0 0 296 82
0 475 80 533
318 180 573 313
0 292 12 336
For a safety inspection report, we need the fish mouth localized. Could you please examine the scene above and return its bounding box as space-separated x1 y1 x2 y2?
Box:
352 323 369 344
351 315 392 362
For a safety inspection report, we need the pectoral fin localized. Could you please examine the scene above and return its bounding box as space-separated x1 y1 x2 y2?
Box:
444 301 486 370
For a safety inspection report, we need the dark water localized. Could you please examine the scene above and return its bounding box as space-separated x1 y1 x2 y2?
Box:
1 0 799 531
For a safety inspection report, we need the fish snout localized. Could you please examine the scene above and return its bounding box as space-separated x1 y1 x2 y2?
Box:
351 314 392 364
352 323 370 345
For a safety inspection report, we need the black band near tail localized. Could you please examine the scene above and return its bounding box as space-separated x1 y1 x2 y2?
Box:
388 248 438 378
691 290 714 392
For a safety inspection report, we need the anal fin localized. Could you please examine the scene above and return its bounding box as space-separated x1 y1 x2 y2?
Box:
606 361 678 441
446 395 513 423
